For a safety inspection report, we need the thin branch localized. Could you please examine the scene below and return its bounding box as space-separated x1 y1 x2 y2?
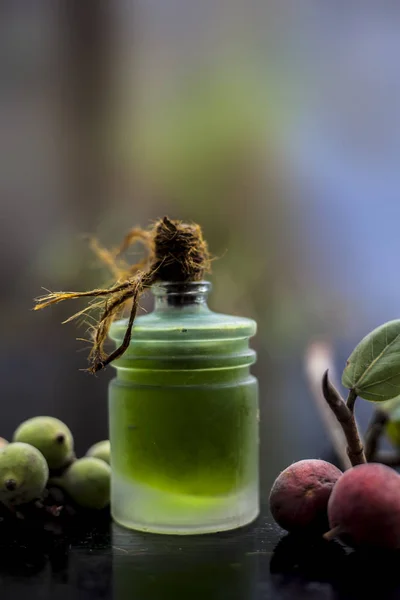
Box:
322 370 366 466
373 450 400 466
364 410 389 461
346 389 358 413
304 342 351 470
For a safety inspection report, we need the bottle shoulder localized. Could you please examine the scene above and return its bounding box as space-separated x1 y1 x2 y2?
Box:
109 308 257 341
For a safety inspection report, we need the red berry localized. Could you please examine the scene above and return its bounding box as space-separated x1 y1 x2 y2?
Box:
269 459 342 532
328 463 400 549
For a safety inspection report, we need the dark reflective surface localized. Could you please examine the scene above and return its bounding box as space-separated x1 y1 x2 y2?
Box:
112 524 258 600
1 504 400 599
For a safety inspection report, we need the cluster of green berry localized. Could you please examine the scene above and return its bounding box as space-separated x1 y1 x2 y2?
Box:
0 417 110 522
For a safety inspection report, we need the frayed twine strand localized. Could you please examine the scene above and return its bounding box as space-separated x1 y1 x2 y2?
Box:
34 217 211 373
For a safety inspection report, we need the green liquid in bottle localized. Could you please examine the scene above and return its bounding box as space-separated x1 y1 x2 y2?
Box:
109 282 259 534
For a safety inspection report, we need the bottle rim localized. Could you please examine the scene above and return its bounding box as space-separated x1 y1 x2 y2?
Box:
151 281 212 297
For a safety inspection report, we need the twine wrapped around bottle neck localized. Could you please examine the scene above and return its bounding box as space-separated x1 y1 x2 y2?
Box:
34 217 211 373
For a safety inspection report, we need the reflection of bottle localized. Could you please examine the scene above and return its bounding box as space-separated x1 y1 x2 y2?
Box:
109 281 259 534
112 523 257 600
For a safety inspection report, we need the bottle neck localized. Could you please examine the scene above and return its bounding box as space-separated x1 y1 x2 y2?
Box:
152 281 212 313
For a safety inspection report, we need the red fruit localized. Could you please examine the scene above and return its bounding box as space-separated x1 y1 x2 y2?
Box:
269 459 342 532
328 463 400 549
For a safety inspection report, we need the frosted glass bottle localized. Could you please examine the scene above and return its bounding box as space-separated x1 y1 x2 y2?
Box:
108 281 259 534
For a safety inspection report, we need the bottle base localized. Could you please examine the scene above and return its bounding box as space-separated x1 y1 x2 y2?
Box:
111 474 259 535
112 508 259 535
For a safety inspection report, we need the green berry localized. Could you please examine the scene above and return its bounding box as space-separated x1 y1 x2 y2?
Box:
60 457 110 509
13 416 74 470
0 442 48 506
86 440 110 465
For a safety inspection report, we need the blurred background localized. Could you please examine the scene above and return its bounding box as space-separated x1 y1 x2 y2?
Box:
1 1 400 487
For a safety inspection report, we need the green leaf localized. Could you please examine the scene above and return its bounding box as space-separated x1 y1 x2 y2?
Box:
342 320 400 402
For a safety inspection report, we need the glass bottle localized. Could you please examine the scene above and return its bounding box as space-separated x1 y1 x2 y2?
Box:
108 281 259 534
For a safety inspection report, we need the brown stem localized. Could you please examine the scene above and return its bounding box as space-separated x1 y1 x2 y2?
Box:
323 525 342 542
346 389 357 413
322 370 366 466
304 343 351 470
372 450 400 466
364 410 389 461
